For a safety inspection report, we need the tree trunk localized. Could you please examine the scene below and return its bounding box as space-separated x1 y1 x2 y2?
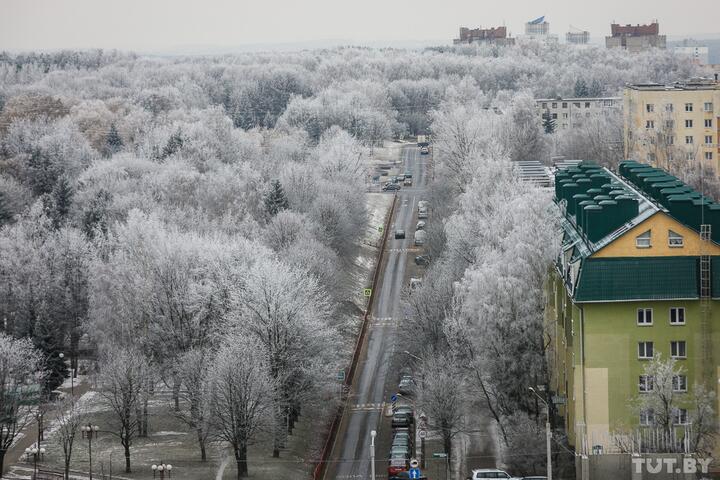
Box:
142 398 149 436
123 441 131 473
0 450 6 478
443 433 452 470
235 444 248 478
197 427 207 462
173 377 181 412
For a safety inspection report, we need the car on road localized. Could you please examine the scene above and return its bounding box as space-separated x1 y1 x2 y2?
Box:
471 469 514 479
418 200 429 209
404 178 412 186
416 220 425 230
395 229 405 239
391 434 412 449
391 412 413 428
387 445 411 459
404 171 413 178
388 454 410 476
383 183 401 191
414 230 426 246
398 375 414 395
414 255 431 266
417 207 428 219
420 146 429 154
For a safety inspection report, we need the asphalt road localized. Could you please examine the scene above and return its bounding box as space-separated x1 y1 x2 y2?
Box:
326 145 429 480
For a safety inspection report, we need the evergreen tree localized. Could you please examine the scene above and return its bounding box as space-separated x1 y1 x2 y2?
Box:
542 109 556 134
82 189 113 239
46 175 74 229
105 123 123 157
264 180 289 217
574 78 589 98
161 129 184 159
0 190 12 226
34 319 69 393
588 79 603 97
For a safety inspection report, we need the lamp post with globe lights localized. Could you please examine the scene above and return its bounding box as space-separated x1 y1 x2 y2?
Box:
82 424 100 480
58 352 74 396
24 446 46 476
151 462 173 479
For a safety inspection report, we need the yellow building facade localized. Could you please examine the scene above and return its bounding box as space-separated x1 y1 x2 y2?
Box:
624 79 720 175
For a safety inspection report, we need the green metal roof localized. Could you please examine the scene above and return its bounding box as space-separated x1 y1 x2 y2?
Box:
575 256 700 302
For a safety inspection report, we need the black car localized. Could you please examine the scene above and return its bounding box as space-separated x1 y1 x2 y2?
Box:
391 412 412 428
414 255 431 266
395 229 406 239
383 183 401 191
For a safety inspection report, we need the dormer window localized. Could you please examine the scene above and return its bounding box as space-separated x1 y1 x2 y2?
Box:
636 230 651 248
668 230 683 247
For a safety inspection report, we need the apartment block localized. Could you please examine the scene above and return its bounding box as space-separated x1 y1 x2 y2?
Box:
536 97 621 130
547 160 720 456
606 22 666 52
453 26 515 46
623 78 720 174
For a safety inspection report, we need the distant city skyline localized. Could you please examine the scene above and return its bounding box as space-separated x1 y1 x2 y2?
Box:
1 0 719 52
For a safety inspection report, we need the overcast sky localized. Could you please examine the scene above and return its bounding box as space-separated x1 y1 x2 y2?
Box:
1 0 718 52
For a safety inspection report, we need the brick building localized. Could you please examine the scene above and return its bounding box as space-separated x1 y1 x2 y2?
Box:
453 26 515 46
606 22 666 52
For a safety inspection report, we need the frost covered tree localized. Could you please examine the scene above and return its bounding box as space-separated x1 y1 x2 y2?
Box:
207 336 276 478
97 347 150 473
52 398 83 480
175 348 213 461
104 123 123 157
0 334 44 474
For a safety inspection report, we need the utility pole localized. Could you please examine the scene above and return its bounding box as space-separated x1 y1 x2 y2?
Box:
529 387 552 480
370 430 376 480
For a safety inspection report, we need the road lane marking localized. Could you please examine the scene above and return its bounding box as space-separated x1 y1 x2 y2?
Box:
349 403 385 411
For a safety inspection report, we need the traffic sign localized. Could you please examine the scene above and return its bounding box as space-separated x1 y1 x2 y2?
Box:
409 459 419 468
432 452 448 458
409 467 422 478
419 430 427 439
337 371 345 382
390 394 398 402
378 225 384 233
363 288 372 297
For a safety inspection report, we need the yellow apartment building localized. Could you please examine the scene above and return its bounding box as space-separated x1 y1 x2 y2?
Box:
624 78 720 175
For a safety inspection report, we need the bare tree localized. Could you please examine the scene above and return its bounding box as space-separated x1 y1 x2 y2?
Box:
97 347 149 473
0 333 44 474
52 398 83 480
207 336 276 479
175 348 212 461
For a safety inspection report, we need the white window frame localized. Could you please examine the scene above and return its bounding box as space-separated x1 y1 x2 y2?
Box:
685 136 694 145
665 103 673 113
646 120 654 129
670 307 685 325
668 230 683 247
706 152 714 161
705 119 713 128
705 135 713 145
670 340 687 359
704 102 713 112
673 408 689 425
637 308 653 325
639 375 654 393
646 104 654 113
672 375 687 392
685 119 693 128
640 409 655 426
685 103 693 112
636 230 652 248
638 341 654 359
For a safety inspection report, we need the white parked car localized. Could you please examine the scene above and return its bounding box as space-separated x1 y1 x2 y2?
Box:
416 220 426 230
471 469 517 480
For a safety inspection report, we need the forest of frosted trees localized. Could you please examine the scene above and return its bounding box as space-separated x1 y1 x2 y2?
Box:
0 43 709 477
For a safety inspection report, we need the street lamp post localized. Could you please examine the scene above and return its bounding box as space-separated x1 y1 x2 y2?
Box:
151 462 173 479
529 387 552 480
25 445 46 477
370 430 376 480
58 352 74 397
82 424 100 480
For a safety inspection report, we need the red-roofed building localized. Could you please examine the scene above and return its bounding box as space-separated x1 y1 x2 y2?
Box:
454 26 515 46
606 22 666 52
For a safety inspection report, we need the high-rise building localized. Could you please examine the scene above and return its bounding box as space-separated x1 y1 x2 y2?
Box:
606 22 666 52
623 78 720 174
453 26 515 46
522 16 558 43
547 160 720 456
566 30 590 45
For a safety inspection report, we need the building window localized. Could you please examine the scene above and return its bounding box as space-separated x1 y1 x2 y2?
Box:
552 102 557 108
673 408 689 425
640 409 655 426
552 113 558 119
647 152 656 162
672 375 687 392
638 341 654 359
562 113 568 119
685 103 693 112
685 119 693 128
639 375 654 393
562 102 568 108
668 230 683 247
646 104 654 113
574 102 581 108
585 102 591 108
665 119 674 129
665 103 674 112
646 120 655 129
670 340 687 359
705 152 713 161
636 230 651 248
685 136 694 144
562 123 568 128
542 102 548 109
666 135 675 145
704 102 713 112
604 100 614 107
705 119 713 128
670 307 685 324
668 152 674 162
637 308 653 325
705 135 713 145
687 152 695 161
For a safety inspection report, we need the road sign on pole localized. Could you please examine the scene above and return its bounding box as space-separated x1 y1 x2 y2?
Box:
419 430 427 439
409 467 422 479
390 394 397 412
364 288 372 297
337 371 345 382
409 459 419 468
378 225 384 233
432 452 448 458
